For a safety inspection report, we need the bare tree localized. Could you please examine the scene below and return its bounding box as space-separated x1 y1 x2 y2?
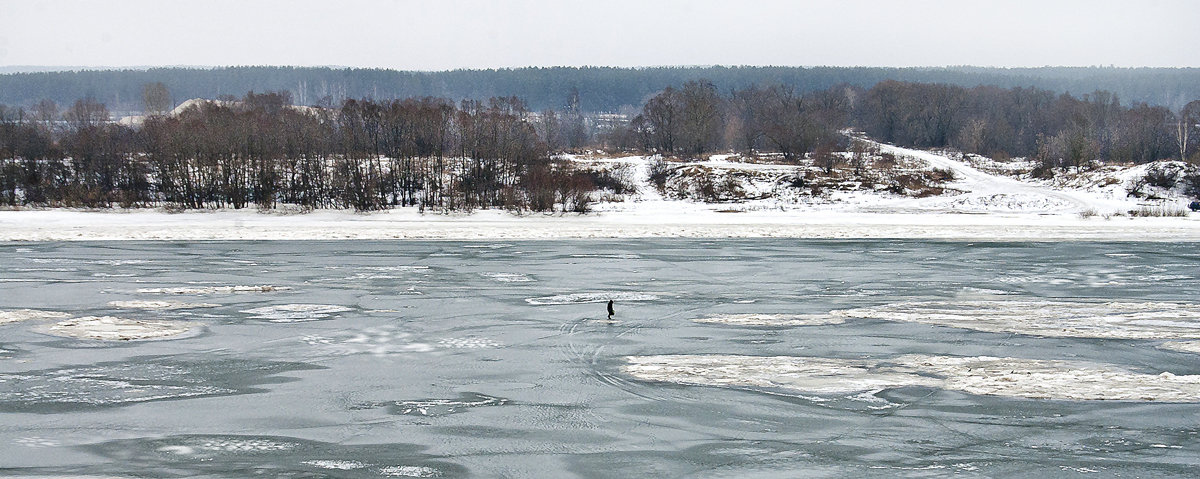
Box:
642 87 682 154
1177 100 1200 162
31 99 59 133
142 82 171 116
63 98 109 130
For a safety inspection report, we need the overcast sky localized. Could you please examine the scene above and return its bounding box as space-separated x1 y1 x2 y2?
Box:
1 0 1197 70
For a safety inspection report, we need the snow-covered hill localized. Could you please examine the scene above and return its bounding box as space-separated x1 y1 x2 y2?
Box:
569 140 1196 218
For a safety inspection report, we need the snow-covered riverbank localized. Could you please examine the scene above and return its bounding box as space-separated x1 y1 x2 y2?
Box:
3 141 1198 241
2 207 1198 241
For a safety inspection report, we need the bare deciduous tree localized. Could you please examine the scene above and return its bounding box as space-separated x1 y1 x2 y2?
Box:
142 82 171 116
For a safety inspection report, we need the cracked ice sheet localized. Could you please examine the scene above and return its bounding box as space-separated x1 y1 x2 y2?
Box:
835 300 1200 339
691 313 845 327
623 354 1200 402
41 316 198 341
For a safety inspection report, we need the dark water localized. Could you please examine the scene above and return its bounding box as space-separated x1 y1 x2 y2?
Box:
1 240 1199 478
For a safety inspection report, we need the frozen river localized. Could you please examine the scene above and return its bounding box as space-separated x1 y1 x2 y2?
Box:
2 239 1199 477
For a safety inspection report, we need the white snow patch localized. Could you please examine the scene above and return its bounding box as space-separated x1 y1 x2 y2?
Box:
240 304 352 322
692 313 845 327
624 354 1200 401
44 316 195 341
835 300 1200 339
0 309 71 324
525 292 659 305
1 207 1197 241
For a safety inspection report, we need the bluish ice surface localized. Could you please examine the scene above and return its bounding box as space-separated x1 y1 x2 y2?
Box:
1 239 1199 478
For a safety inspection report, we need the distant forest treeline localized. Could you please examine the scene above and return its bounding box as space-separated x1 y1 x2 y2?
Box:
2 65 1200 114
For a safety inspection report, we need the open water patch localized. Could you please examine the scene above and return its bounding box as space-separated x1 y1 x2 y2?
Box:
834 300 1200 339
525 292 659 305
0 356 321 412
623 354 1200 402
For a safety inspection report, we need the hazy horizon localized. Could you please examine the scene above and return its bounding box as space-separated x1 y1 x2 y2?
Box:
2 0 1198 70
3 64 1197 76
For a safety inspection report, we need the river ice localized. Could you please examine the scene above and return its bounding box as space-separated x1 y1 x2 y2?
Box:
2 239 1199 477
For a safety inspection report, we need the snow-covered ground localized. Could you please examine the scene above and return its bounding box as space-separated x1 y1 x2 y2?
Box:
2 141 1198 241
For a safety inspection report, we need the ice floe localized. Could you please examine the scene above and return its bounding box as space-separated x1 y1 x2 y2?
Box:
303 461 446 477
834 300 1200 339
437 337 502 349
240 304 352 322
525 292 659 305
480 272 534 282
81 434 463 478
0 371 231 409
379 465 441 477
195 438 297 452
301 326 435 356
0 309 71 324
1159 341 1200 354
0 358 316 411
14 436 60 448
156 438 298 454
108 300 219 310
355 392 509 416
43 316 196 341
570 253 640 259
362 265 430 272
137 285 290 294
624 355 938 395
462 243 513 249
692 313 845 327
302 460 367 470
623 354 1200 401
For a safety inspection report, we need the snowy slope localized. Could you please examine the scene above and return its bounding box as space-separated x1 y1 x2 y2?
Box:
572 141 1160 217
869 141 1142 215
